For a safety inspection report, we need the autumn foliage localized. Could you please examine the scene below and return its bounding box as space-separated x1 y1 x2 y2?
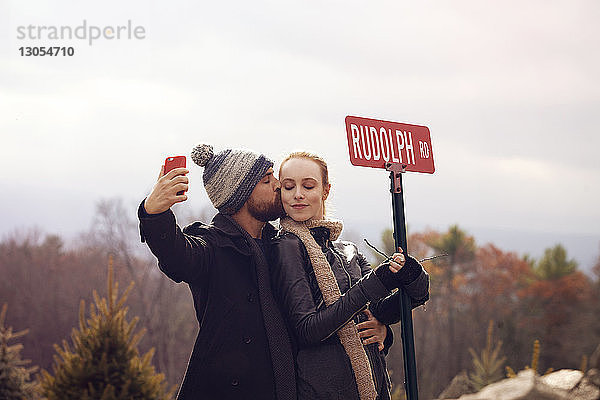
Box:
0 202 598 398
382 226 599 399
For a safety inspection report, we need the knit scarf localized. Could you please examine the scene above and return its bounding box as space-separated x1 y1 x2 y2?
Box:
280 217 377 400
222 215 296 400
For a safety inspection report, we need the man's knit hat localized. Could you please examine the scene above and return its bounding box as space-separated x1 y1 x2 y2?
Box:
191 144 273 215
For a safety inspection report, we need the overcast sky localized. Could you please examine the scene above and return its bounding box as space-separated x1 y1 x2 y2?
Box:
1 1 599 270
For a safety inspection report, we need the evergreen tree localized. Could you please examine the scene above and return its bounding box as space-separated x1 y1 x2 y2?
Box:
468 320 506 390
0 303 39 400
534 244 577 280
41 256 174 400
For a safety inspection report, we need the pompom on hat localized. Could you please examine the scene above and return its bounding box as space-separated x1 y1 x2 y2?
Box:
191 144 273 215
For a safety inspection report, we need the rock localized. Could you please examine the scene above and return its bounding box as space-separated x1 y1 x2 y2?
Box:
542 370 584 391
568 368 600 400
457 370 568 400
438 370 477 399
587 369 600 387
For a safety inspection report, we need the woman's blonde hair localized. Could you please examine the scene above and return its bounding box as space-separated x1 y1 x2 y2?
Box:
280 151 330 216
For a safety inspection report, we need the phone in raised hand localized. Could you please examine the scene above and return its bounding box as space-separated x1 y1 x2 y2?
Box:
164 156 186 195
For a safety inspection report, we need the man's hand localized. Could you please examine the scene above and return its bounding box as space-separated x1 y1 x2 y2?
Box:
357 309 388 351
144 166 189 214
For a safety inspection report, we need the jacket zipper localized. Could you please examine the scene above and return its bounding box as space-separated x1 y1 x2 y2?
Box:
321 245 368 341
331 245 352 291
315 244 351 310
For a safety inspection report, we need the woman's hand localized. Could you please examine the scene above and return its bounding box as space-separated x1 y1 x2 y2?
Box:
388 248 405 273
357 309 387 351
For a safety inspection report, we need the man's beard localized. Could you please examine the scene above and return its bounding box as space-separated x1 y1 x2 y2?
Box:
247 189 286 222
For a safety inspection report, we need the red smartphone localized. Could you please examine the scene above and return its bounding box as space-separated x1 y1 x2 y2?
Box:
164 156 186 195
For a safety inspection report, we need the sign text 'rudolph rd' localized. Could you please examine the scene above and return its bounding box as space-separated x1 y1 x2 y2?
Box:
345 115 436 400
345 115 434 174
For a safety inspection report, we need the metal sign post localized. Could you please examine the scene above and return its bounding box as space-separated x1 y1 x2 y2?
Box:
345 115 435 400
387 162 418 399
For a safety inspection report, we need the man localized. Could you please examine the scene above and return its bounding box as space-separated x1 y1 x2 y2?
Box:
138 144 295 400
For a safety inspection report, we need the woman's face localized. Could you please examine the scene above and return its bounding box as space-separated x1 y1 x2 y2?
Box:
280 157 329 222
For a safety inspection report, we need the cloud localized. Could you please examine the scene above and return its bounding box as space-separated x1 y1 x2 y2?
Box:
1 0 598 264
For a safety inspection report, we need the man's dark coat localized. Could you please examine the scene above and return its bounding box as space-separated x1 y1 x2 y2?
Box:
138 204 295 400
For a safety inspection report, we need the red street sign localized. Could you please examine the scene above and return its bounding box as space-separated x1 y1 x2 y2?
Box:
345 115 435 174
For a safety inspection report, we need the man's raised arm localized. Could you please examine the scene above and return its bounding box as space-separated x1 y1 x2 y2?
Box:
138 165 210 283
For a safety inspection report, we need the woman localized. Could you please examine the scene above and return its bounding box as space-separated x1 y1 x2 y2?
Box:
270 152 429 400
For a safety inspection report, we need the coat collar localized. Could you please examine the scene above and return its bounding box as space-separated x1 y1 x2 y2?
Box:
304 219 343 241
211 213 278 241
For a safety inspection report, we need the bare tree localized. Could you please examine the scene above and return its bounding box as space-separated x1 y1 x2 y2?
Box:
82 198 213 386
